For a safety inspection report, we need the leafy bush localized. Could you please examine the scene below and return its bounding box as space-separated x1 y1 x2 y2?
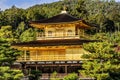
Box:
0 67 23 80
50 71 61 80
63 73 79 80
28 70 42 80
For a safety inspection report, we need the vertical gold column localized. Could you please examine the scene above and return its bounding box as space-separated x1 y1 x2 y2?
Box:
83 29 85 37
44 25 47 38
75 26 78 35
36 50 38 60
24 50 26 61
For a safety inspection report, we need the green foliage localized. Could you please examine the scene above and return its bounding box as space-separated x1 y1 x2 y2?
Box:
80 60 110 80
92 32 120 44
83 42 115 60
0 26 15 42
50 71 60 80
0 6 25 28
63 73 79 80
28 70 42 80
0 67 23 80
81 42 120 80
15 22 25 38
0 25 22 66
19 28 36 42
102 18 115 32
0 42 21 66
0 25 23 80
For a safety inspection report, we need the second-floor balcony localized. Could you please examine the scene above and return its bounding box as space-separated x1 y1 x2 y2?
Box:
36 35 80 40
17 55 84 62
36 32 81 40
36 31 92 40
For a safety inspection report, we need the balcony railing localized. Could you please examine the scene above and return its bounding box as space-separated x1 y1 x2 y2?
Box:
36 35 80 40
17 55 83 62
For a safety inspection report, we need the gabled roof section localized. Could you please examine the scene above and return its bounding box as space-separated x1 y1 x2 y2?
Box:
30 13 81 24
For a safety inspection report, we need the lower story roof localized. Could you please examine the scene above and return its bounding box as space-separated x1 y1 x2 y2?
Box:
12 39 98 47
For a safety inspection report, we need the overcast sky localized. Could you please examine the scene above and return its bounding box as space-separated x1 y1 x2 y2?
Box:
0 0 120 10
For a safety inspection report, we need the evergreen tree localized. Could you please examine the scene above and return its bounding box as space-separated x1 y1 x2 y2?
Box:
0 42 21 66
19 28 36 42
80 42 120 80
0 67 23 80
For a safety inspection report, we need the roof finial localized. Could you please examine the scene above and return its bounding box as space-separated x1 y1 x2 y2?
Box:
61 5 67 14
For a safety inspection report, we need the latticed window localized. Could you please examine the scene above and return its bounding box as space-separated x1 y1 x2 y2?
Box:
67 30 72 36
37 29 44 37
48 31 52 37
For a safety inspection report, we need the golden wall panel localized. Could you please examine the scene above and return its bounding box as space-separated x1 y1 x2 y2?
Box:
17 47 88 62
28 49 66 61
66 48 87 60
44 25 76 37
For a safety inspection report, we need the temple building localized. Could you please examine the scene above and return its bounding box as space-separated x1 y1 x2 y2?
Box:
12 10 95 79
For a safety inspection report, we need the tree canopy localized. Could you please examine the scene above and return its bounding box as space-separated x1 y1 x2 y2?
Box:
80 37 120 79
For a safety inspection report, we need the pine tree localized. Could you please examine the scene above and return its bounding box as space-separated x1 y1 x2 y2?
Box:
80 42 120 80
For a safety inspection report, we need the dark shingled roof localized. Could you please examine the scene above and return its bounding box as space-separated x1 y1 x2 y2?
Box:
12 39 98 47
30 13 80 24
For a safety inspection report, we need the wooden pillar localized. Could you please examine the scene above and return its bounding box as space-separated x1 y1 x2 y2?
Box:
63 30 65 37
24 50 26 61
21 62 27 76
24 63 26 70
35 62 38 71
45 25 47 38
83 28 85 37
75 26 78 35
51 66 54 73
37 32 39 37
79 29 81 38
36 50 38 60
65 65 67 74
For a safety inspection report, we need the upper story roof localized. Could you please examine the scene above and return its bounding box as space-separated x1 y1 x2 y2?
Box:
29 13 81 24
29 11 94 29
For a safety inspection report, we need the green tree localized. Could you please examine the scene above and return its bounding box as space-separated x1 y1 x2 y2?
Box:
0 26 16 42
28 70 42 80
80 42 120 80
0 42 21 66
50 71 60 80
92 32 120 44
102 18 115 32
0 25 22 66
0 6 25 28
63 73 79 80
14 22 26 41
0 26 23 79
19 28 36 42
0 67 23 80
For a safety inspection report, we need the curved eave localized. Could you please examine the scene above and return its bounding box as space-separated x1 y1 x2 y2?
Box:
30 20 93 29
11 39 99 50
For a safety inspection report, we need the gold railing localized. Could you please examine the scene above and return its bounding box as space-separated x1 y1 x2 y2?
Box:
36 35 80 40
17 55 82 62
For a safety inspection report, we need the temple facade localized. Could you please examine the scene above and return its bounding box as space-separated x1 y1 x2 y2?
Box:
12 10 95 79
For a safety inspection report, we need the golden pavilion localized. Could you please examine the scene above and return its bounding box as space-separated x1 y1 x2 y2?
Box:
12 10 95 78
